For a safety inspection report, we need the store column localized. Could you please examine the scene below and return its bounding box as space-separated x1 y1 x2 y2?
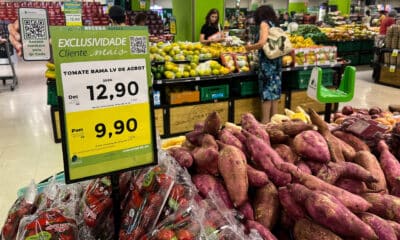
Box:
172 0 224 42
328 0 351 15
288 0 307 14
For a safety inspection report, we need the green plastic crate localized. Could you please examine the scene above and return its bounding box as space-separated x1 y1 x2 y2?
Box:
200 84 229 101
359 53 374 65
288 70 312 89
342 53 360 65
322 69 335 87
47 80 58 106
337 41 361 52
360 40 374 51
240 81 258 96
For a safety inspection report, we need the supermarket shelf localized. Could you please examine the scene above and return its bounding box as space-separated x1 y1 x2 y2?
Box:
375 47 399 54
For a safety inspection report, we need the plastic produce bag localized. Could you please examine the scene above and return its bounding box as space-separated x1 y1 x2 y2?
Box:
119 151 176 240
16 209 78 240
1 181 37 240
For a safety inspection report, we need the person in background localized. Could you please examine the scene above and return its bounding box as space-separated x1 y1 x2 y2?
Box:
380 10 397 35
245 5 282 123
7 21 22 57
134 12 147 26
362 10 371 27
108 5 126 26
379 10 387 24
280 12 292 30
199 8 224 44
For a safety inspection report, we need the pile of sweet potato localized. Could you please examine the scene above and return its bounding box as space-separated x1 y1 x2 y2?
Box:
167 109 400 239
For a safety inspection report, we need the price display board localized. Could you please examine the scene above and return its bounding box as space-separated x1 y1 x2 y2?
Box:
50 26 157 183
64 1 82 26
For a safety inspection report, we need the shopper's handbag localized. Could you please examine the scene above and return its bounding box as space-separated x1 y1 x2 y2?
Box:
263 24 292 59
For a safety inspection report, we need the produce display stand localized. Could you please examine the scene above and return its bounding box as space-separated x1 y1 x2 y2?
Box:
152 61 348 138
0 41 18 91
372 47 400 88
318 39 374 66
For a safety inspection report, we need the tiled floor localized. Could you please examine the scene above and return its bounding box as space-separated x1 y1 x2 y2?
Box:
0 60 399 225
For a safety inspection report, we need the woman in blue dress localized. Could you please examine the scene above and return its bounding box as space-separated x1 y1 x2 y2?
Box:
245 5 282 123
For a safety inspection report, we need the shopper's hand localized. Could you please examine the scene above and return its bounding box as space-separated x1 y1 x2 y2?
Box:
8 20 22 57
245 42 252 52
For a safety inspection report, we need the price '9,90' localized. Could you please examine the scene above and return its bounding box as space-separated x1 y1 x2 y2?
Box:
86 81 138 101
95 118 137 138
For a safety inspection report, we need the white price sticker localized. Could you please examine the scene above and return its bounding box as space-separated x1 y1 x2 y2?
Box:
390 65 396 73
60 59 148 113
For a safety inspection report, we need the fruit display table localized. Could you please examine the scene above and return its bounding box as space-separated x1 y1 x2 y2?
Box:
152 62 348 138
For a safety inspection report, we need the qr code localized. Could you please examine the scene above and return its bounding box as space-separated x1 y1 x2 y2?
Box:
129 36 147 54
22 18 46 40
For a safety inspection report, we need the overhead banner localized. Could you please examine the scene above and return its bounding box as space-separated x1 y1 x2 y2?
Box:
50 26 157 183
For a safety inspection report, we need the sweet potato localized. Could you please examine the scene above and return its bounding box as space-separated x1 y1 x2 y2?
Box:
241 113 271 145
377 140 400 196
362 193 400 222
181 139 196 151
246 220 277 240
239 201 254 221
309 109 346 162
203 111 221 137
192 174 233 209
294 218 343 240
277 121 314 136
336 137 356 162
192 147 219 175
304 160 325 175
387 220 400 239
295 161 312 175
278 187 306 221
244 131 291 187
185 130 205 146
278 162 372 213
217 142 248 207
359 212 397 240
273 144 298 163
218 129 246 153
333 130 370 152
335 178 371 194
304 189 377 239
247 164 269 187
167 147 194 168
266 128 289 144
253 182 280 230
354 151 387 192
194 121 204 132
317 162 377 184
293 130 330 163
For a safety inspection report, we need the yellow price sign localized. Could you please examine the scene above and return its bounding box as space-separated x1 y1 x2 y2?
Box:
392 49 399 57
390 65 396 73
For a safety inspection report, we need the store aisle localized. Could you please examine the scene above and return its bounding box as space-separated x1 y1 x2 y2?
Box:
0 60 63 224
0 61 399 225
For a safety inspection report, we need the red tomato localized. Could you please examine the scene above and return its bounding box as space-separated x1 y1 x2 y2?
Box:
176 229 194 240
156 229 176 240
170 185 185 201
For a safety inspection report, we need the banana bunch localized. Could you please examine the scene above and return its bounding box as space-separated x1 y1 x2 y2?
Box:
289 35 316 49
45 62 56 79
271 106 311 124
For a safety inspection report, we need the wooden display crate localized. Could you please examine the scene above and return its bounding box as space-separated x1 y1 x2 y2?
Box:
290 90 334 113
170 102 229 134
234 94 286 124
379 66 400 87
154 108 164 136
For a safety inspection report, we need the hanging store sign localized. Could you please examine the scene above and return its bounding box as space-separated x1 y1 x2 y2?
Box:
64 2 82 26
50 26 157 183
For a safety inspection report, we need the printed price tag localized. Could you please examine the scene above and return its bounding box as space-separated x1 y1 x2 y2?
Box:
390 65 396 73
392 49 399 57
50 26 156 183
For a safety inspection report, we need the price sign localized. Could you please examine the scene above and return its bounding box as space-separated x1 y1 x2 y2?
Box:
50 26 156 183
390 65 396 73
64 2 82 26
392 49 399 57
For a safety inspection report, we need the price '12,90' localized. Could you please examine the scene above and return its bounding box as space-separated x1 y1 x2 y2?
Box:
86 81 138 101
95 118 137 138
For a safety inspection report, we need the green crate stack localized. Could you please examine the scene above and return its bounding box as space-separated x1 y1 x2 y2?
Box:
342 53 360 65
240 80 258 96
288 70 312 89
322 69 335 87
200 84 229 102
47 80 58 106
360 39 374 51
359 53 374 65
337 41 361 52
